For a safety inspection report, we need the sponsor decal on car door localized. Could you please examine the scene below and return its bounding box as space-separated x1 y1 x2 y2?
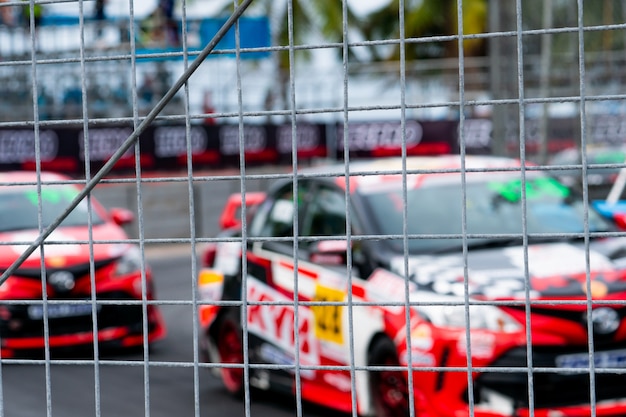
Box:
246 277 320 367
271 257 349 348
246 250 351 369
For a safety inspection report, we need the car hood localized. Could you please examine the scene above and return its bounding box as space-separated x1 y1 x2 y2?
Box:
0 223 131 270
392 239 626 300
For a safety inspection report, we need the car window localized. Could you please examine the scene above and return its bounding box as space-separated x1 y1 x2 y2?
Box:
361 173 614 253
0 185 104 233
301 185 346 241
249 182 309 238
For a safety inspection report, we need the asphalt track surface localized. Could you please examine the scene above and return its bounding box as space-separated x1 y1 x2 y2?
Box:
0 247 350 417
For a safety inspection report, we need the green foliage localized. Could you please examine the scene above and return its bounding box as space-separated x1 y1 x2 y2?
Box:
522 0 626 56
362 0 487 61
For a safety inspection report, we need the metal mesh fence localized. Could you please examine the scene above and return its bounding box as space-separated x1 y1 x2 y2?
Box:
1 0 626 416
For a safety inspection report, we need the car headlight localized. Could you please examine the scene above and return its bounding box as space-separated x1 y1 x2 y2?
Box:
113 245 143 277
418 304 522 333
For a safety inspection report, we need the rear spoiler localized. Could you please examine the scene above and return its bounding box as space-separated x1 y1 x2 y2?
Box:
594 165 626 229
592 200 626 230
219 192 266 230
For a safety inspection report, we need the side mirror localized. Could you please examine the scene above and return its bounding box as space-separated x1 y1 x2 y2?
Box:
309 240 350 266
219 192 266 230
110 207 135 226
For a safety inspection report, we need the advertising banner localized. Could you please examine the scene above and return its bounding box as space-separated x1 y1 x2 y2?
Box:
1 116 619 175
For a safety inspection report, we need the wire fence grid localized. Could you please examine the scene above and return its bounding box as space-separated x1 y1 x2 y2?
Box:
0 0 625 417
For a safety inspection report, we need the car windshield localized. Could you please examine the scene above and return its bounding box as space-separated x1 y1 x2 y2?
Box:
361 174 615 253
0 185 104 233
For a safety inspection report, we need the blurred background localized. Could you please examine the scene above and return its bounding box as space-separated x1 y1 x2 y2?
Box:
1 0 625 193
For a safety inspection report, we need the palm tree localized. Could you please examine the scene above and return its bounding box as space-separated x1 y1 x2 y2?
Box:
361 0 488 62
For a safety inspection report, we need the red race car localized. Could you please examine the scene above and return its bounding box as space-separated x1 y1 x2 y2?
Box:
198 155 626 417
0 171 166 357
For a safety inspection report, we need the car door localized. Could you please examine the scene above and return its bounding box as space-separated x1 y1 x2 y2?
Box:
243 180 317 383
245 180 358 395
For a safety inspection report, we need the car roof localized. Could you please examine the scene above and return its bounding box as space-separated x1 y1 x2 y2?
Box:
0 171 73 184
304 155 522 175
300 155 524 192
551 145 626 160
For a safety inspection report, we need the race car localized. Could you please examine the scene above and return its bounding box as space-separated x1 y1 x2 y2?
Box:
548 145 626 188
198 155 626 417
0 171 166 357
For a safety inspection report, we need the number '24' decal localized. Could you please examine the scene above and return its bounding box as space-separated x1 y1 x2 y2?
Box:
311 284 345 345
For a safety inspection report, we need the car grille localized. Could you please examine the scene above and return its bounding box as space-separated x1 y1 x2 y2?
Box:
0 292 145 338
473 344 626 409
506 305 626 342
8 259 117 289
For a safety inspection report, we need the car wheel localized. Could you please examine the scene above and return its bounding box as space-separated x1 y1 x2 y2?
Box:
368 337 410 417
216 315 245 396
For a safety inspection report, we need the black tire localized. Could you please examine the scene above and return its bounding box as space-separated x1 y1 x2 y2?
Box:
215 315 245 397
368 337 410 417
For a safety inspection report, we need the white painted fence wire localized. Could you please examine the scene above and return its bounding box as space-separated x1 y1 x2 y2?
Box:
0 0 624 416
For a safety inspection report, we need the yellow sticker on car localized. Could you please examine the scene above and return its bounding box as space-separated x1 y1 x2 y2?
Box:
311 284 345 345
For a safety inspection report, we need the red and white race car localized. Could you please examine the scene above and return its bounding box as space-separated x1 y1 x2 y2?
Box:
0 171 166 357
198 155 626 417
